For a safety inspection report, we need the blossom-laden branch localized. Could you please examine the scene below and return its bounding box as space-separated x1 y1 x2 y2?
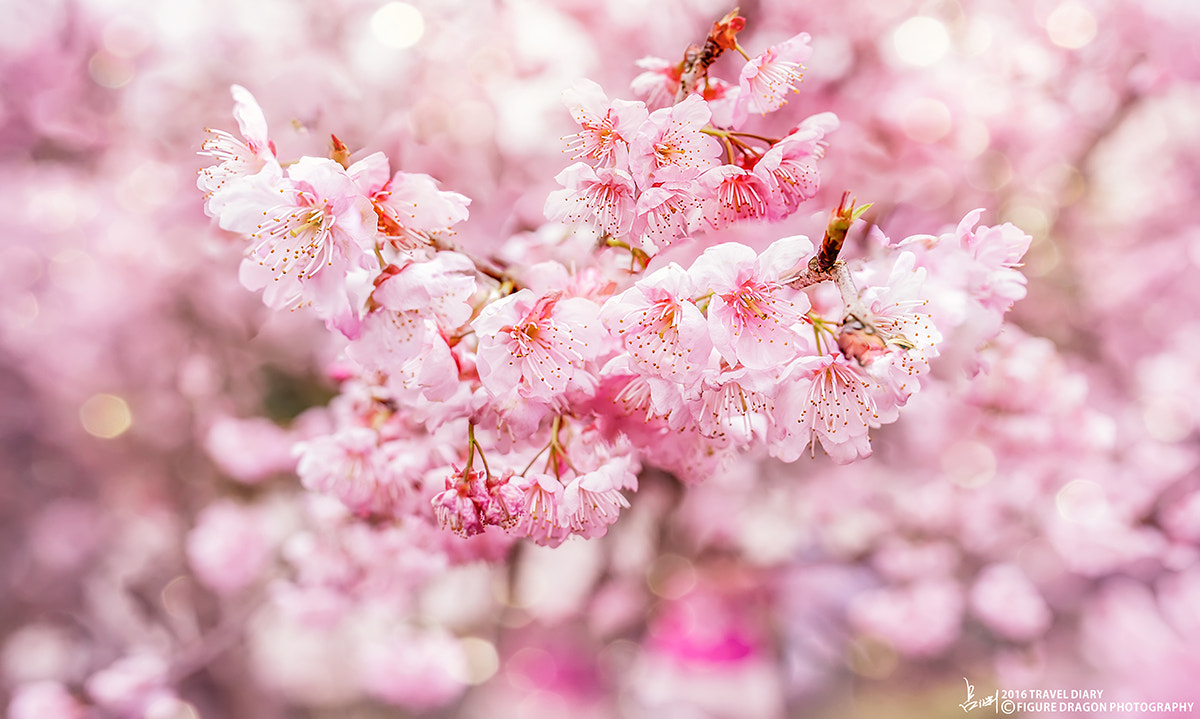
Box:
199 10 1030 552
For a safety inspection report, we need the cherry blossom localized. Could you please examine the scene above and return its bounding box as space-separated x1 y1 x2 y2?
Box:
234 156 379 336
691 364 777 447
772 353 880 463
295 427 416 517
731 33 812 127
432 466 524 537
632 174 700 253
198 84 280 214
359 628 468 711
695 164 775 229
560 458 635 538
6 682 86 719
474 289 606 403
628 94 723 185
600 262 713 384
85 655 175 718
630 56 682 110
689 237 813 370
353 154 471 251
544 162 638 238
752 113 837 219
969 563 1052 642
510 472 570 547
186 499 273 594
347 251 475 375
561 78 649 168
954 209 1034 313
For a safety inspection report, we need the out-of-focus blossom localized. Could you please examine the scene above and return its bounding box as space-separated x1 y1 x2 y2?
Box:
186 499 272 594
7 681 85 719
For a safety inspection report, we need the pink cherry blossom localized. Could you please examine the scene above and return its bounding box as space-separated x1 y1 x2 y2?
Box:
431 467 489 537
7 682 86 719
690 364 777 447
628 94 722 185
295 427 416 517
600 262 713 384
695 164 774 229
22 3 1166 715
847 579 965 657
235 156 379 336
561 78 649 168
510 472 570 547
852 251 940 365
969 563 1052 642
186 499 272 594
838 251 943 422
198 84 280 215
772 353 880 463
85 654 173 717
544 162 638 238
432 467 524 537
561 459 634 538
473 289 606 403
600 354 690 426
361 164 471 251
731 32 812 127
630 56 682 110
955 209 1034 313
359 629 468 710
752 112 837 219
632 174 700 253
204 414 300 483
689 237 813 370
347 252 475 371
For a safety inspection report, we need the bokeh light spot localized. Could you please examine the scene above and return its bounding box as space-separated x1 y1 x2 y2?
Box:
161 576 194 623
49 250 96 290
453 636 499 685
646 553 696 600
371 2 425 49
900 97 953 144
893 17 950 67
963 18 993 55
1046 2 1097 49
13 293 39 328
1023 236 1062 278
956 118 990 159
967 149 1013 192
1142 397 1194 443
941 440 997 488
1055 479 1107 525
80 394 132 439
88 51 135 89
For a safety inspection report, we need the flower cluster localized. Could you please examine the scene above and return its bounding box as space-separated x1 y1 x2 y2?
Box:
548 14 833 258
198 10 1028 551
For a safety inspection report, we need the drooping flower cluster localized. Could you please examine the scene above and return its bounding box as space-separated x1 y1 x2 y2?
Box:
197 11 1028 551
